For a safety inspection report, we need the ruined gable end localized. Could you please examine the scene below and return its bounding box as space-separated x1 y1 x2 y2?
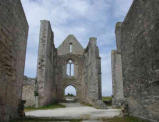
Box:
57 35 84 55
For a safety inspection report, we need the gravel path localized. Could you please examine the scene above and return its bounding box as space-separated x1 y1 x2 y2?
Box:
25 103 121 120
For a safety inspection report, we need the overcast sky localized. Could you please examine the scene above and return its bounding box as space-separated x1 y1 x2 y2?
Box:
21 0 133 96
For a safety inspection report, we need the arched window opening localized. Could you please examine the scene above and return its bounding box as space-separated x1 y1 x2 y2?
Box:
69 43 72 53
65 85 77 102
66 60 74 76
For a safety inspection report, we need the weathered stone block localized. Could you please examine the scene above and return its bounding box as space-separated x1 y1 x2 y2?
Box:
0 0 28 121
111 50 124 107
37 20 56 106
121 0 159 121
22 76 36 107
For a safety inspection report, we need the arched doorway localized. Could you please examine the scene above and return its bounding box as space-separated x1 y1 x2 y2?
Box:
64 85 77 102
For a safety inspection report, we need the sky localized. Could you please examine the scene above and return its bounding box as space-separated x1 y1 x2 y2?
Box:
21 0 133 96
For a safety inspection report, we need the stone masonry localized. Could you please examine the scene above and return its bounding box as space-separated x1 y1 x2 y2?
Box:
111 22 124 107
35 20 105 108
22 76 36 107
83 38 103 107
119 0 159 121
36 20 57 106
0 0 28 121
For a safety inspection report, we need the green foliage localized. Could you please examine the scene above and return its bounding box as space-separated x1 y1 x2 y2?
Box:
66 93 75 96
24 103 65 112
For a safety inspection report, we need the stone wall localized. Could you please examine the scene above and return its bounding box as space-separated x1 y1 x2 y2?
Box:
111 50 124 107
22 76 36 107
37 20 57 106
120 0 159 121
0 0 28 121
36 20 103 108
112 22 124 107
83 38 105 108
58 35 84 55
56 35 84 101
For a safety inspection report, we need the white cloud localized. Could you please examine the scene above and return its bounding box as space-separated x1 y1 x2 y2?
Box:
21 0 132 96
101 53 112 96
112 0 133 18
65 85 77 95
24 51 38 77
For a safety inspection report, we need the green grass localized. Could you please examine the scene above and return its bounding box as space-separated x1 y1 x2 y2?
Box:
24 103 65 112
11 118 82 122
80 102 93 107
11 117 148 122
102 96 112 106
102 96 112 101
102 116 149 122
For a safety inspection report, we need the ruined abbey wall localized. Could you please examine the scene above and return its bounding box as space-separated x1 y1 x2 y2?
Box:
111 50 124 107
22 76 36 107
0 0 28 121
37 20 57 106
83 38 104 108
58 35 84 55
56 35 84 101
112 22 124 107
35 21 103 107
120 0 159 121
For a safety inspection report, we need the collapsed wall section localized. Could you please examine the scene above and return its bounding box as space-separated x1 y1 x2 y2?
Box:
37 20 57 106
121 0 159 121
0 0 28 121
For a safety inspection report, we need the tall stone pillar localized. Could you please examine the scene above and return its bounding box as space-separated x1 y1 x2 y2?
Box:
37 20 57 106
111 22 124 107
84 37 106 108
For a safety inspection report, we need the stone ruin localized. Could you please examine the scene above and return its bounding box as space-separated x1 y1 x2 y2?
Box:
22 20 105 109
111 22 124 107
112 0 159 121
0 0 159 122
0 0 28 121
22 76 36 107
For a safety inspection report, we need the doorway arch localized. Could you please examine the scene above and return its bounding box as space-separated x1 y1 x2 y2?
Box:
64 85 78 102
65 85 76 96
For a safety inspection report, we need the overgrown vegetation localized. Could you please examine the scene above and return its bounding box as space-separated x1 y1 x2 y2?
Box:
102 116 149 122
102 96 112 101
24 103 65 112
102 96 112 106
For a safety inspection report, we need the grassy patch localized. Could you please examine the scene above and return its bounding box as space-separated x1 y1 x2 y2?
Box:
80 102 93 107
11 117 148 122
102 116 149 122
11 118 82 122
102 96 112 101
24 103 65 112
102 96 112 106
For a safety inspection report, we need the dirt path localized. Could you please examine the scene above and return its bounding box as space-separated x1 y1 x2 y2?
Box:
25 103 121 121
